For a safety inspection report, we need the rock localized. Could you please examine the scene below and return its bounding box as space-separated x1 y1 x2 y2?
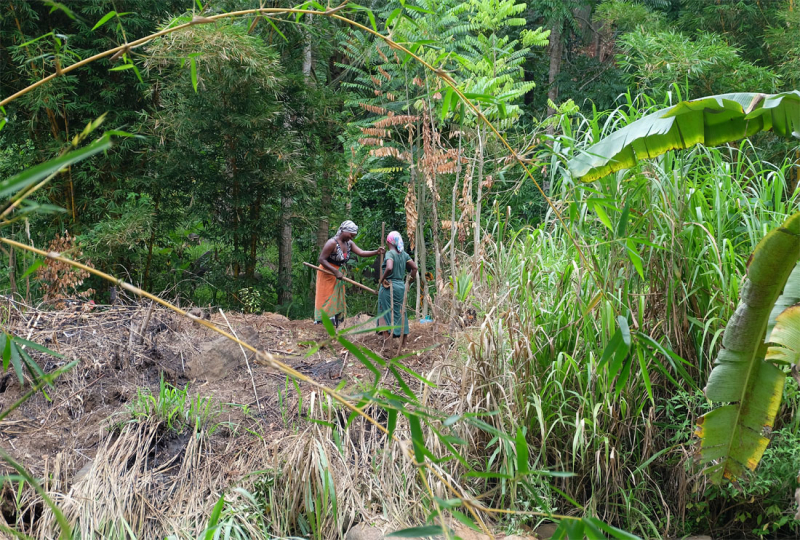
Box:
189 326 262 380
345 524 384 540
73 460 93 483
188 307 210 321
261 312 290 326
534 523 558 539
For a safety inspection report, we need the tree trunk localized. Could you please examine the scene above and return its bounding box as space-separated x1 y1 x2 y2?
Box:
547 21 564 119
247 191 261 280
278 195 293 305
417 179 429 318
316 170 331 251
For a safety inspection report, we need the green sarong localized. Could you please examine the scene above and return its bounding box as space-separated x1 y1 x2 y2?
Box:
378 280 410 336
377 250 411 336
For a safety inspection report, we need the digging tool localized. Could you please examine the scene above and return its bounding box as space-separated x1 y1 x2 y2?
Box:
303 261 377 295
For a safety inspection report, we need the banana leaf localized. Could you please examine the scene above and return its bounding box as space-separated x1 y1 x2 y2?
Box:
765 263 800 365
696 212 800 483
568 91 800 182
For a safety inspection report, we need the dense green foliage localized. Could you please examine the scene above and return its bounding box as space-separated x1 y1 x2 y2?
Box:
2 0 800 538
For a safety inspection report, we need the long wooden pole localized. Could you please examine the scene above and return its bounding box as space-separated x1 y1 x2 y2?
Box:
380 222 385 272
303 261 377 295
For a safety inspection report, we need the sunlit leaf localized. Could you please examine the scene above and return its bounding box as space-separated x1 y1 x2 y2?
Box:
92 11 117 31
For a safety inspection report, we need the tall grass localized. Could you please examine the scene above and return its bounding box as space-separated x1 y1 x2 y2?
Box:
462 101 800 536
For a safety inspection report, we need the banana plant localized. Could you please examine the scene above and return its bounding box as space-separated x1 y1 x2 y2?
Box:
696 212 799 482
568 91 800 182
566 91 800 482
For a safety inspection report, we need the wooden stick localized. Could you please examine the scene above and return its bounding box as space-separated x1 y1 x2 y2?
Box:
303 261 377 295
380 222 385 271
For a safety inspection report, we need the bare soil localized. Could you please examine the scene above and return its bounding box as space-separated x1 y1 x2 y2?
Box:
0 302 450 478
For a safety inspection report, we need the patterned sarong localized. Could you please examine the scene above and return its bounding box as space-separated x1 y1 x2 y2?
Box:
314 264 346 323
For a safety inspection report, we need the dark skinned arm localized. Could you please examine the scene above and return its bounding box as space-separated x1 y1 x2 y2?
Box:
350 241 384 258
317 239 343 279
379 258 394 284
406 258 418 277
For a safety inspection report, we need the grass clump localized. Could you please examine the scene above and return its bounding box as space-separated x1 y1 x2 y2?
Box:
120 377 220 433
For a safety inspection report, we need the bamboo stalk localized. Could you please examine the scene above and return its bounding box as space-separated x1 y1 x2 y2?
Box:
303 261 377 295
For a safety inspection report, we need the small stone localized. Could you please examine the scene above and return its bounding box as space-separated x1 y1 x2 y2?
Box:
345 524 384 540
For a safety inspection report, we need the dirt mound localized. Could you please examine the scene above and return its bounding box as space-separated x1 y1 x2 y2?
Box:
189 325 262 380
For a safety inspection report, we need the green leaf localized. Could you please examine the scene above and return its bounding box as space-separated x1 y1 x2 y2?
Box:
625 238 645 280
386 526 445 538
591 201 613 231
9 343 24 385
203 494 225 540
265 17 288 43
407 412 425 464
0 134 113 199
190 57 199 93
569 91 800 182
385 7 402 28
450 509 480 532
617 202 630 237
637 347 654 406
697 211 800 483
584 517 641 540
92 11 117 31
19 259 43 280
350 4 377 32
12 336 63 358
2 334 10 372
515 427 529 475
441 88 453 122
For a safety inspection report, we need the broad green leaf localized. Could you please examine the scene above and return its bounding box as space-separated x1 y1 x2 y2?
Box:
697 211 800 483
569 91 800 182
92 11 117 31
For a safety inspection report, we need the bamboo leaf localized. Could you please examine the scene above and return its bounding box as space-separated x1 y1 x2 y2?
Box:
190 57 199 93
386 526 445 538
406 412 425 463
0 134 112 199
515 427 529 475
92 11 117 31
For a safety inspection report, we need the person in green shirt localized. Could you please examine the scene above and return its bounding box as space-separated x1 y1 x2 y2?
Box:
377 231 418 349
